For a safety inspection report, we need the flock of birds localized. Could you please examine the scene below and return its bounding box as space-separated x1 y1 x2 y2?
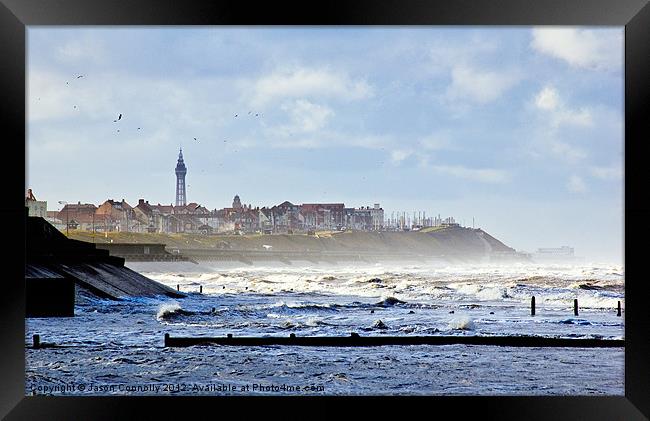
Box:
59 73 262 145
52 73 276 175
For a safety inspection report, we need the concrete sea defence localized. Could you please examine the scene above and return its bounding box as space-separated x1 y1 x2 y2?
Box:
26 214 184 316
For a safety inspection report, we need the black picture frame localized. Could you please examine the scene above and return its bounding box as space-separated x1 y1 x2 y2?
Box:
1 0 648 419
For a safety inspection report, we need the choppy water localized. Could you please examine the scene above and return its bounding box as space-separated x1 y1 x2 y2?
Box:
25 261 625 396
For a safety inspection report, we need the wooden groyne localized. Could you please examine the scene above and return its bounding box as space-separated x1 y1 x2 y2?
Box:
163 333 624 348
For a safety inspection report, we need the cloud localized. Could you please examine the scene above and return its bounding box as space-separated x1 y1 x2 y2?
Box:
419 133 453 151
250 67 374 107
390 149 414 164
535 86 560 111
280 99 334 133
549 141 587 164
431 165 510 184
531 27 622 72
590 166 623 180
446 65 521 104
533 85 593 128
567 175 587 193
428 36 499 76
260 127 394 150
54 36 108 66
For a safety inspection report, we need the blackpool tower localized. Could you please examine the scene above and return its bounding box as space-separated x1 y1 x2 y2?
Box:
175 148 187 207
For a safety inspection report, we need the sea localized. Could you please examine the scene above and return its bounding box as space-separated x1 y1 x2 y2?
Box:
25 261 625 396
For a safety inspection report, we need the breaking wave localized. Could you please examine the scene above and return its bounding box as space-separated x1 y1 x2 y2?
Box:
156 302 195 320
449 316 475 331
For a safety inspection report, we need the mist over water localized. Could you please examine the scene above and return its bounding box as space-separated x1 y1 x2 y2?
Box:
26 260 625 396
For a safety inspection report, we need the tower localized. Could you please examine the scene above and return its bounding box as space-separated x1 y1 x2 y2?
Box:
175 148 187 207
232 195 242 210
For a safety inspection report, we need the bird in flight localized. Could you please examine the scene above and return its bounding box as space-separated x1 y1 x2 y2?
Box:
235 114 238 117
194 137 197 141
114 113 122 122
76 75 84 79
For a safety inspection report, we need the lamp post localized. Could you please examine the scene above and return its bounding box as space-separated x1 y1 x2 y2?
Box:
58 201 68 237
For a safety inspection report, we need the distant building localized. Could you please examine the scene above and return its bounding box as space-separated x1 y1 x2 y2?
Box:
440 217 459 228
232 195 242 210
45 210 65 230
370 203 384 230
272 201 301 232
133 199 159 233
536 246 574 256
25 189 47 218
96 199 133 232
42 190 393 235
532 246 581 263
347 204 384 231
56 202 98 231
301 203 345 230
175 202 211 233
259 207 274 232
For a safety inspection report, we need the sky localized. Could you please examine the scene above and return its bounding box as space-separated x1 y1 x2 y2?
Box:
26 27 624 263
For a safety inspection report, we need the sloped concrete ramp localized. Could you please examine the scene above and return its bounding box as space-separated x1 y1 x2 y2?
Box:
26 214 184 302
56 262 181 299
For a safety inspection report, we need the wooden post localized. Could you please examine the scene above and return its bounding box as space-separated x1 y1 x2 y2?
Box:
531 296 536 316
617 301 621 317
574 299 579 316
33 334 40 349
164 333 169 347
227 333 233 339
199 285 203 294
177 284 180 291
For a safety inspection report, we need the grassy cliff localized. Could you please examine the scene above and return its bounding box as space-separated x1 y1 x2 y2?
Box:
66 226 515 258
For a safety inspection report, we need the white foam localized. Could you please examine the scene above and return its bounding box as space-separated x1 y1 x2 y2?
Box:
156 301 182 320
134 262 623 308
448 315 475 330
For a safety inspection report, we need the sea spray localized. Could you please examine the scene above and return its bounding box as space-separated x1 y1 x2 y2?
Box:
449 315 475 330
156 302 182 320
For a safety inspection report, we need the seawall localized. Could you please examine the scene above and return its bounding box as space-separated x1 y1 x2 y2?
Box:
26 215 184 316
